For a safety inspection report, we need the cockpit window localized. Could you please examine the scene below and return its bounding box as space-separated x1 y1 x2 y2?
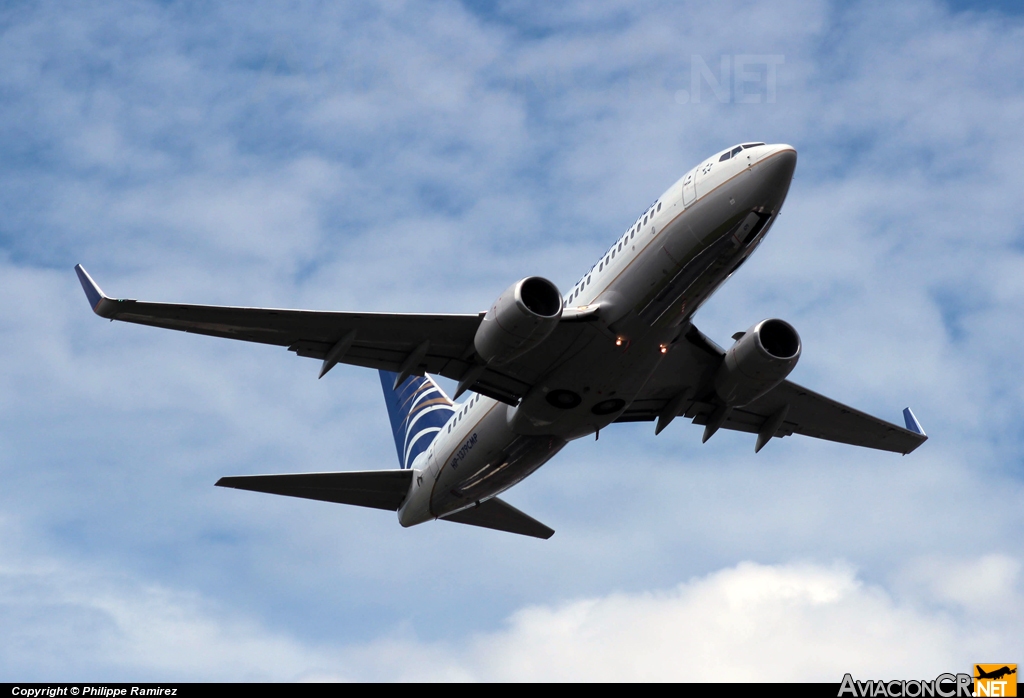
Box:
731 146 743 157
719 152 731 162
742 142 765 149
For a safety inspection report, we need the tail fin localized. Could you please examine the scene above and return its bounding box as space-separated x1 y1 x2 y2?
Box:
379 370 455 470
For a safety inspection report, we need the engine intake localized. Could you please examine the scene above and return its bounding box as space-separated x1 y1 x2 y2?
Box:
474 277 563 365
714 318 801 406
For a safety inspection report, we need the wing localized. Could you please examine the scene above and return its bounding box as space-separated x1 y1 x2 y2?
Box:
75 265 593 405
619 324 927 455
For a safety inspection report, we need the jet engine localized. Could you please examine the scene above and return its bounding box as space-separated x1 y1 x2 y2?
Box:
714 318 801 407
474 277 563 365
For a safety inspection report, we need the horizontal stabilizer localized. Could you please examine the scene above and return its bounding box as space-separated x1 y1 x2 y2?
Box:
441 497 554 539
216 469 413 511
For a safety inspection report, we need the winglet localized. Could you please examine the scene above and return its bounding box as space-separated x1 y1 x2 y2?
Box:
903 407 926 436
74 264 118 318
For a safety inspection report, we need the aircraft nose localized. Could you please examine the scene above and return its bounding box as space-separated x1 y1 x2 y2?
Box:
745 144 797 213
760 144 797 180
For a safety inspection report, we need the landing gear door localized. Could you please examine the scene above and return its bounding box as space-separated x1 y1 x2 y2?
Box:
681 168 697 207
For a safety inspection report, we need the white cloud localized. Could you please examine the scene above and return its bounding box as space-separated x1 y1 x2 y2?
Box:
377 559 1021 681
7 526 1016 681
897 554 1022 616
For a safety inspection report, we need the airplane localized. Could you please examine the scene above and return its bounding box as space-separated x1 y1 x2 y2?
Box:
75 141 927 540
975 666 1016 681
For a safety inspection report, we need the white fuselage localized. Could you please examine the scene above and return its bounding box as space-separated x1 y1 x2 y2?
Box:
399 143 798 527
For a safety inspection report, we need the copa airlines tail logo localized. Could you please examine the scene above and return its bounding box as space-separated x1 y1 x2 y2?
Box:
379 371 455 470
838 665 1017 698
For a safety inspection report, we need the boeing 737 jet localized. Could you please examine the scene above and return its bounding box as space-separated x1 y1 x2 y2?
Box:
75 142 927 539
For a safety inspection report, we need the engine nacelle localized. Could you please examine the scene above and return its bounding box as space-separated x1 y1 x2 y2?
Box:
714 319 801 407
474 277 563 365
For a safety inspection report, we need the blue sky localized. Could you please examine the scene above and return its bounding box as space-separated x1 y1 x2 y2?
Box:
1 0 1023 681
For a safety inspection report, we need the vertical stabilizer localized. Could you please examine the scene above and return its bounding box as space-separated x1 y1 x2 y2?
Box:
379 371 455 469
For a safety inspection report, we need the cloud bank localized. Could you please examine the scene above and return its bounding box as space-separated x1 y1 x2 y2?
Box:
4 514 1019 681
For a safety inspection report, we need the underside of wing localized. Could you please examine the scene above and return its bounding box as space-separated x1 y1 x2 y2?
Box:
215 470 413 511
76 264 595 405
620 324 927 454
727 381 926 453
440 497 555 539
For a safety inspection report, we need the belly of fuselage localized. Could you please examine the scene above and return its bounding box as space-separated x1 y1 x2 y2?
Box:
397 399 567 522
431 431 567 519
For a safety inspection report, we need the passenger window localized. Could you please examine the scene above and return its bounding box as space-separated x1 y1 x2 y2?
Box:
657 202 662 211
719 152 731 162
643 215 648 225
599 262 603 271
